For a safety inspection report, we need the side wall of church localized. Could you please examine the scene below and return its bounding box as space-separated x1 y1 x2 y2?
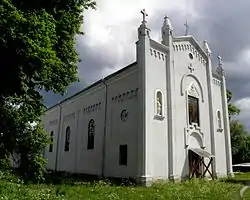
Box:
72 85 106 175
145 41 169 179
43 64 140 178
104 67 139 178
42 106 61 170
212 77 227 177
43 84 106 175
172 42 212 178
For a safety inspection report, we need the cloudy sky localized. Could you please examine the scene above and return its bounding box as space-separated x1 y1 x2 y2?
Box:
44 0 250 131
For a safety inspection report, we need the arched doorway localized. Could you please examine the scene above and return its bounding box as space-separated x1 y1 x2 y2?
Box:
188 132 203 178
187 132 215 179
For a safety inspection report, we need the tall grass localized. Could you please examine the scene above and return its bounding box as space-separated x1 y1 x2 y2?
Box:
0 171 248 200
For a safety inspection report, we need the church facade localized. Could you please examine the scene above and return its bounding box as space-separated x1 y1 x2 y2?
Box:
42 11 233 184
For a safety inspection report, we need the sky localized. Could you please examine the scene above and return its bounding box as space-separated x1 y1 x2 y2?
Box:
43 0 250 131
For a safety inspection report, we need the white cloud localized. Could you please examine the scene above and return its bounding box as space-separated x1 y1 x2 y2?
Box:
235 98 250 111
78 0 198 83
234 97 250 131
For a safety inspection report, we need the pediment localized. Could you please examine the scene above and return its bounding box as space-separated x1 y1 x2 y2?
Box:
187 83 199 98
173 36 207 59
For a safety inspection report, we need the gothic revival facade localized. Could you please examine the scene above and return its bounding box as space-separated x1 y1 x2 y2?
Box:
42 10 233 185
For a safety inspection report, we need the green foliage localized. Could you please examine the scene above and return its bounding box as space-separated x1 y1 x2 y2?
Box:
0 0 96 97
230 120 250 164
227 90 240 119
0 154 11 171
0 0 96 182
16 123 50 183
0 172 249 200
227 90 250 164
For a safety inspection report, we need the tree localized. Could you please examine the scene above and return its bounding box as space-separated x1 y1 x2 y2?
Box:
227 90 250 164
0 0 96 98
0 0 96 180
227 90 240 119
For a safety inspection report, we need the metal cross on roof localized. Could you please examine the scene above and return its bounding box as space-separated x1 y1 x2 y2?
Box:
141 9 148 23
217 54 222 66
184 20 189 36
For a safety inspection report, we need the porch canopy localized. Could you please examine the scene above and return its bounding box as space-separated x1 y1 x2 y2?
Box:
189 148 215 179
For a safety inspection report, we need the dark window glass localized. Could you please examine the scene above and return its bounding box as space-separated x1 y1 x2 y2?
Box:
49 131 54 152
87 119 95 149
64 126 70 152
119 145 127 166
188 96 200 126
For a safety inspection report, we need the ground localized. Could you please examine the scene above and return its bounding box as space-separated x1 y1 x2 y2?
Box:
0 171 250 200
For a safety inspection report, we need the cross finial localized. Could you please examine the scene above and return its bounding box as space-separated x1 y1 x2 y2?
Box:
141 9 148 24
164 15 169 20
184 20 189 36
217 54 222 67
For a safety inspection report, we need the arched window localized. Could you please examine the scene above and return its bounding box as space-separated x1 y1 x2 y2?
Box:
188 96 200 126
49 131 54 152
87 119 95 149
217 110 222 129
156 91 163 116
64 126 70 152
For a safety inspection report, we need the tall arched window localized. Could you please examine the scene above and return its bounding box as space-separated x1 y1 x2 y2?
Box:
49 131 54 152
156 90 163 116
87 119 95 149
217 110 222 129
64 126 70 152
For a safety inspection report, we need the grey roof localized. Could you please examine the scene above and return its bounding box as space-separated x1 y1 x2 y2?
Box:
46 62 137 111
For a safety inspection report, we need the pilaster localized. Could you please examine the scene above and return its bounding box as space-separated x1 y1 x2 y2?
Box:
217 56 234 177
203 41 217 177
161 16 178 179
136 9 153 182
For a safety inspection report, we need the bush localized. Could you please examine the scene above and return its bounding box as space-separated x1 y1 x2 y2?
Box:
16 123 50 183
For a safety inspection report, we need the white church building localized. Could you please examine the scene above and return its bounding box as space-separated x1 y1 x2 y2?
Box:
42 10 234 185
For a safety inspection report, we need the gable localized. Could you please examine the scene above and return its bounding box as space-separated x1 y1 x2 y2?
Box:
173 36 207 67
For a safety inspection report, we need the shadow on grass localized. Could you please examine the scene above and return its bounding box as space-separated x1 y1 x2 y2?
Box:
43 170 137 187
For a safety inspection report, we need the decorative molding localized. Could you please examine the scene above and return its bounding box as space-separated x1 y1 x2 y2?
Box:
188 63 194 73
150 48 166 61
83 102 101 114
173 42 206 66
63 112 75 121
150 39 168 53
181 73 204 102
213 78 221 86
120 109 129 122
184 126 205 148
217 128 223 132
49 119 58 126
187 83 199 98
112 88 138 104
154 115 165 121
173 36 208 60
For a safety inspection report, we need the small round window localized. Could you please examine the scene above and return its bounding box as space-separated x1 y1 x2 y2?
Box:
189 53 193 59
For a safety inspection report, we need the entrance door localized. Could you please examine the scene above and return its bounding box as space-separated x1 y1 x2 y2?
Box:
188 150 202 178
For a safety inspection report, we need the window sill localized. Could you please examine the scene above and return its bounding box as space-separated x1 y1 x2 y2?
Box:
154 115 165 121
189 123 201 130
217 128 223 132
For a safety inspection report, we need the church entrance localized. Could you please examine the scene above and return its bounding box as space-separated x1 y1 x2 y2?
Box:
188 148 215 180
188 149 202 178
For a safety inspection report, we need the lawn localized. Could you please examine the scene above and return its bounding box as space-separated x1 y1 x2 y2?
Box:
0 171 249 200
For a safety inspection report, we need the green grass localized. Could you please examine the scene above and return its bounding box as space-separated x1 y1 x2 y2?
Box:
0 171 250 200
